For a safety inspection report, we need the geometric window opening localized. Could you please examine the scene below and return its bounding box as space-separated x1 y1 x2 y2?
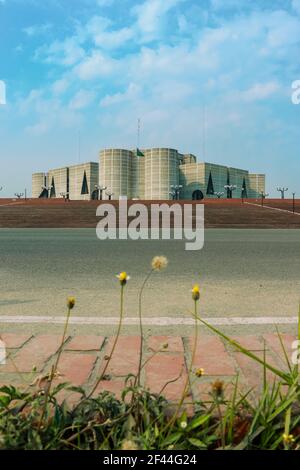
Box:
226 169 231 198
50 177 56 198
206 171 215 195
192 189 204 200
81 171 89 195
39 187 48 199
136 148 144 157
66 168 70 193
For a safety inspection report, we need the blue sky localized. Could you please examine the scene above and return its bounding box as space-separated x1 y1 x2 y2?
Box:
0 0 299 197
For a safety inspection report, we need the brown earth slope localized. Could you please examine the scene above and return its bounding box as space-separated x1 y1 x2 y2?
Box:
0 198 299 228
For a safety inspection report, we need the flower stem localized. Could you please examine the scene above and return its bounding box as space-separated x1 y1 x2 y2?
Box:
136 269 153 387
166 300 199 433
38 306 71 430
86 284 125 400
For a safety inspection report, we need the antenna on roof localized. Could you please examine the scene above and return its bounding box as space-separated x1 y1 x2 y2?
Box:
202 105 206 159
137 118 141 149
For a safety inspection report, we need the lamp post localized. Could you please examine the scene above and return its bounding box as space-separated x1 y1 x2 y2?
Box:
224 184 237 199
170 184 183 200
214 191 224 199
14 193 24 199
260 191 269 207
60 192 69 202
105 190 114 201
95 184 107 201
277 187 288 199
292 192 296 214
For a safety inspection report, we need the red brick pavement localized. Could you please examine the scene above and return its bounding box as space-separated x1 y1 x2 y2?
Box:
0 333 296 404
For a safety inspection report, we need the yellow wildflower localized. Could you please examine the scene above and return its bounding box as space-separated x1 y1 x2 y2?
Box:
195 368 205 378
191 285 200 301
117 272 130 286
283 433 295 445
67 297 76 310
212 380 224 398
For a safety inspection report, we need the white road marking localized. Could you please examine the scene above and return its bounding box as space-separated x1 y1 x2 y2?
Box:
0 315 298 326
245 202 300 216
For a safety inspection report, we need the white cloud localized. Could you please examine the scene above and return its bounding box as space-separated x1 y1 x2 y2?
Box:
25 121 50 136
85 15 134 49
210 0 249 11
100 83 141 107
132 0 186 42
36 37 85 66
292 0 300 15
266 11 300 48
51 78 69 95
23 23 52 37
97 0 114 6
74 51 117 80
69 89 95 110
240 82 280 102
21 88 84 136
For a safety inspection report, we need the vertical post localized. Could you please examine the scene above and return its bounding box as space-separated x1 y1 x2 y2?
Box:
137 118 141 149
293 193 295 214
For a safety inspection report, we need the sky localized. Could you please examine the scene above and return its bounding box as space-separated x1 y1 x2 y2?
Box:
0 0 299 197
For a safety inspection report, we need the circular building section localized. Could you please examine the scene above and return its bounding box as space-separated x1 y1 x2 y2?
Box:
99 149 133 199
144 148 179 200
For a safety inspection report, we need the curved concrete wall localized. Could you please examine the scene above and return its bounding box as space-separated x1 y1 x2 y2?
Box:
144 148 179 200
99 149 133 199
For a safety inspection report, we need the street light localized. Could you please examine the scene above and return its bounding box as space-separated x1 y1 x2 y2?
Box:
277 187 288 199
60 192 69 202
224 184 237 199
170 184 183 200
214 192 224 199
14 193 24 199
105 190 114 201
260 191 269 207
95 184 107 201
169 191 176 201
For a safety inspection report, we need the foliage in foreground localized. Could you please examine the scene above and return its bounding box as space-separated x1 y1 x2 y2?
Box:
1 256 300 450
1 374 300 450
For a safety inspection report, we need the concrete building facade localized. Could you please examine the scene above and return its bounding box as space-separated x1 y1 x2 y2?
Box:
32 162 99 200
32 148 265 200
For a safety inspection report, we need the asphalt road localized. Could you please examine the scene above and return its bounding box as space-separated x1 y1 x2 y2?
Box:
0 228 299 336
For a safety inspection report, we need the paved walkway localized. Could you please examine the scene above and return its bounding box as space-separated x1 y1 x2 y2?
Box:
0 333 296 405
